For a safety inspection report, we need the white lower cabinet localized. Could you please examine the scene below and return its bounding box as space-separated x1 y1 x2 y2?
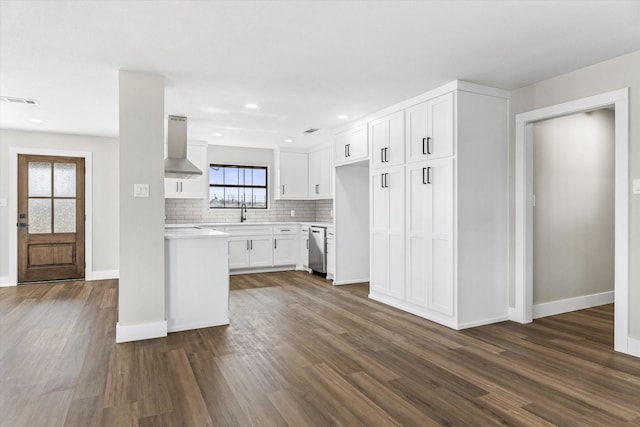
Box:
326 227 335 278
228 236 273 269
300 225 310 269
370 165 405 300
406 159 454 315
274 235 297 266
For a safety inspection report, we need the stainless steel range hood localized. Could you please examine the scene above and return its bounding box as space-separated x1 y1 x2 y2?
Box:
164 115 203 179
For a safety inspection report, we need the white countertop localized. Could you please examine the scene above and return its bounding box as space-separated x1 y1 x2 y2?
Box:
164 227 230 240
165 221 333 229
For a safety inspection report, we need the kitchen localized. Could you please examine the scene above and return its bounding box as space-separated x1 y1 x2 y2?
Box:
1 1 640 425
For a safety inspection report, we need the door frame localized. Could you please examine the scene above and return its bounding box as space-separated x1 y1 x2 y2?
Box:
513 88 630 355
8 147 93 286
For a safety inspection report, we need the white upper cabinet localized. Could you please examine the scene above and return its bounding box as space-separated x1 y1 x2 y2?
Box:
275 150 308 200
165 141 208 199
369 111 405 169
405 92 454 163
334 124 368 166
308 144 332 199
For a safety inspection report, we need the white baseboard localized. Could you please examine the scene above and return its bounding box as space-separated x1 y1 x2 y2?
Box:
229 266 295 275
533 291 614 319
0 276 15 287
116 320 167 343
508 306 518 322
167 318 229 333
88 269 119 281
628 337 640 358
333 277 369 286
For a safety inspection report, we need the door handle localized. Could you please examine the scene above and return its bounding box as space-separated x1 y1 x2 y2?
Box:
17 222 28 228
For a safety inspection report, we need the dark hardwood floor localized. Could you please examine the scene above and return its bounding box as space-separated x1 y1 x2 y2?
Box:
1 271 639 426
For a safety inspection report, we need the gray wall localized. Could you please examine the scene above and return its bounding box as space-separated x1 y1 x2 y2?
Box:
532 110 614 304
0 129 119 279
509 50 640 336
118 71 165 332
165 144 333 224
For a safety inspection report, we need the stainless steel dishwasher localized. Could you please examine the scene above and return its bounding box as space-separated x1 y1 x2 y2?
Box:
309 226 327 275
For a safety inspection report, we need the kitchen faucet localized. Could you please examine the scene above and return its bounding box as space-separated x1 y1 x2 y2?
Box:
240 202 247 222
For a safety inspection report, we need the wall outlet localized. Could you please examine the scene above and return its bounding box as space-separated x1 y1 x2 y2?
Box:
290 210 295 217
134 184 150 198
330 209 333 217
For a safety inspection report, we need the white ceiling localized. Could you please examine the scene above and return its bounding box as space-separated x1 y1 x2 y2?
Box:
1 1 639 149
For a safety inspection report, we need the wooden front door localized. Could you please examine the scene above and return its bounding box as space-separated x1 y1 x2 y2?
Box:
18 154 85 283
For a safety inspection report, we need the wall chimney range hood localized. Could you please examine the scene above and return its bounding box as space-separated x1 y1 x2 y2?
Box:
164 115 203 179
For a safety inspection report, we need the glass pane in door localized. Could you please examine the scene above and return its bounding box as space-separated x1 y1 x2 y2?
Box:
28 162 51 197
28 199 52 233
54 199 76 233
54 163 76 197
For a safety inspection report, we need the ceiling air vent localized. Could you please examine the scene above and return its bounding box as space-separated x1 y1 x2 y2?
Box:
0 96 39 105
303 128 319 134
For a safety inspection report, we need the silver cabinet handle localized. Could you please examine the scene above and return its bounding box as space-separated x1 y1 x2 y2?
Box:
426 137 432 155
426 167 432 184
250 240 253 250
282 185 285 195
274 239 277 249
306 239 309 249
246 240 249 250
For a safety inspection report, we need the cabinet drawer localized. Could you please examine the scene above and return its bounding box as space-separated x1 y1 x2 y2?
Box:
274 225 298 235
224 226 273 236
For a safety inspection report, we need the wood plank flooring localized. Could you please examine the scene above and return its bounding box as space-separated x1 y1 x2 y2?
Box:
1 271 639 426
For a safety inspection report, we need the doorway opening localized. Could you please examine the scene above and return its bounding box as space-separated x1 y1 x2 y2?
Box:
532 109 614 320
514 88 630 355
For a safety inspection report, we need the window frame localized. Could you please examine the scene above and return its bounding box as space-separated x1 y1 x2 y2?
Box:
208 163 269 209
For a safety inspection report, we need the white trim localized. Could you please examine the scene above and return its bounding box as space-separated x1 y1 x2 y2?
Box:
514 88 630 356
90 270 119 281
533 291 615 319
628 337 640 358
0 276 11 287
508 306 518 321
368 292 459 330
9 148 93 285
333 278 369 286
115 320 167 343
229 265 295 275
167 318 229 333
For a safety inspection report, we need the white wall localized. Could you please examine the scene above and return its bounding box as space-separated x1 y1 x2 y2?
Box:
532 110 615 304
0 129 119 281
117 71 166 342
509 50 640 336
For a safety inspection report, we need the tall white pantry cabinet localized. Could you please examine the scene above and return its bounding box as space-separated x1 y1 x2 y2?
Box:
368 81 510 330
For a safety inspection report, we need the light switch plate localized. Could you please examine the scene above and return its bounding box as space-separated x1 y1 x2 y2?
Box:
134 184 150 198
0 198 7 207
633 179 640 194
290 210 295 217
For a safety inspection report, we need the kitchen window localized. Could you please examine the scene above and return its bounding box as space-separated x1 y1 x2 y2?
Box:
209 164 268 209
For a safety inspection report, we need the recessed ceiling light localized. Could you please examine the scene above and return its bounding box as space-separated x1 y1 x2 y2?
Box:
213 132 222 137
284 139 293 143
337 115 349 120
29 118 44 124
245 103 258 109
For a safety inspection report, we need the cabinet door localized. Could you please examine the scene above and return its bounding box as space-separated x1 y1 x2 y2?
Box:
178 144 207 198
326 230 335 276
370 112 405 170
370 166 404 299
405 92 454 163
308 145 332 198
386 166 405 300
406 159 454 315
248 236 274 267
228 238 250 269
273 236 297 266
165 178 181 198
301 233 309 268
370 171 388 294
278 151 308 199
335 125 367 166
428 92 454 160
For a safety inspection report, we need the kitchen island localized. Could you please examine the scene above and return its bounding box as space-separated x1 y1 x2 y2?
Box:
164 227 230 333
